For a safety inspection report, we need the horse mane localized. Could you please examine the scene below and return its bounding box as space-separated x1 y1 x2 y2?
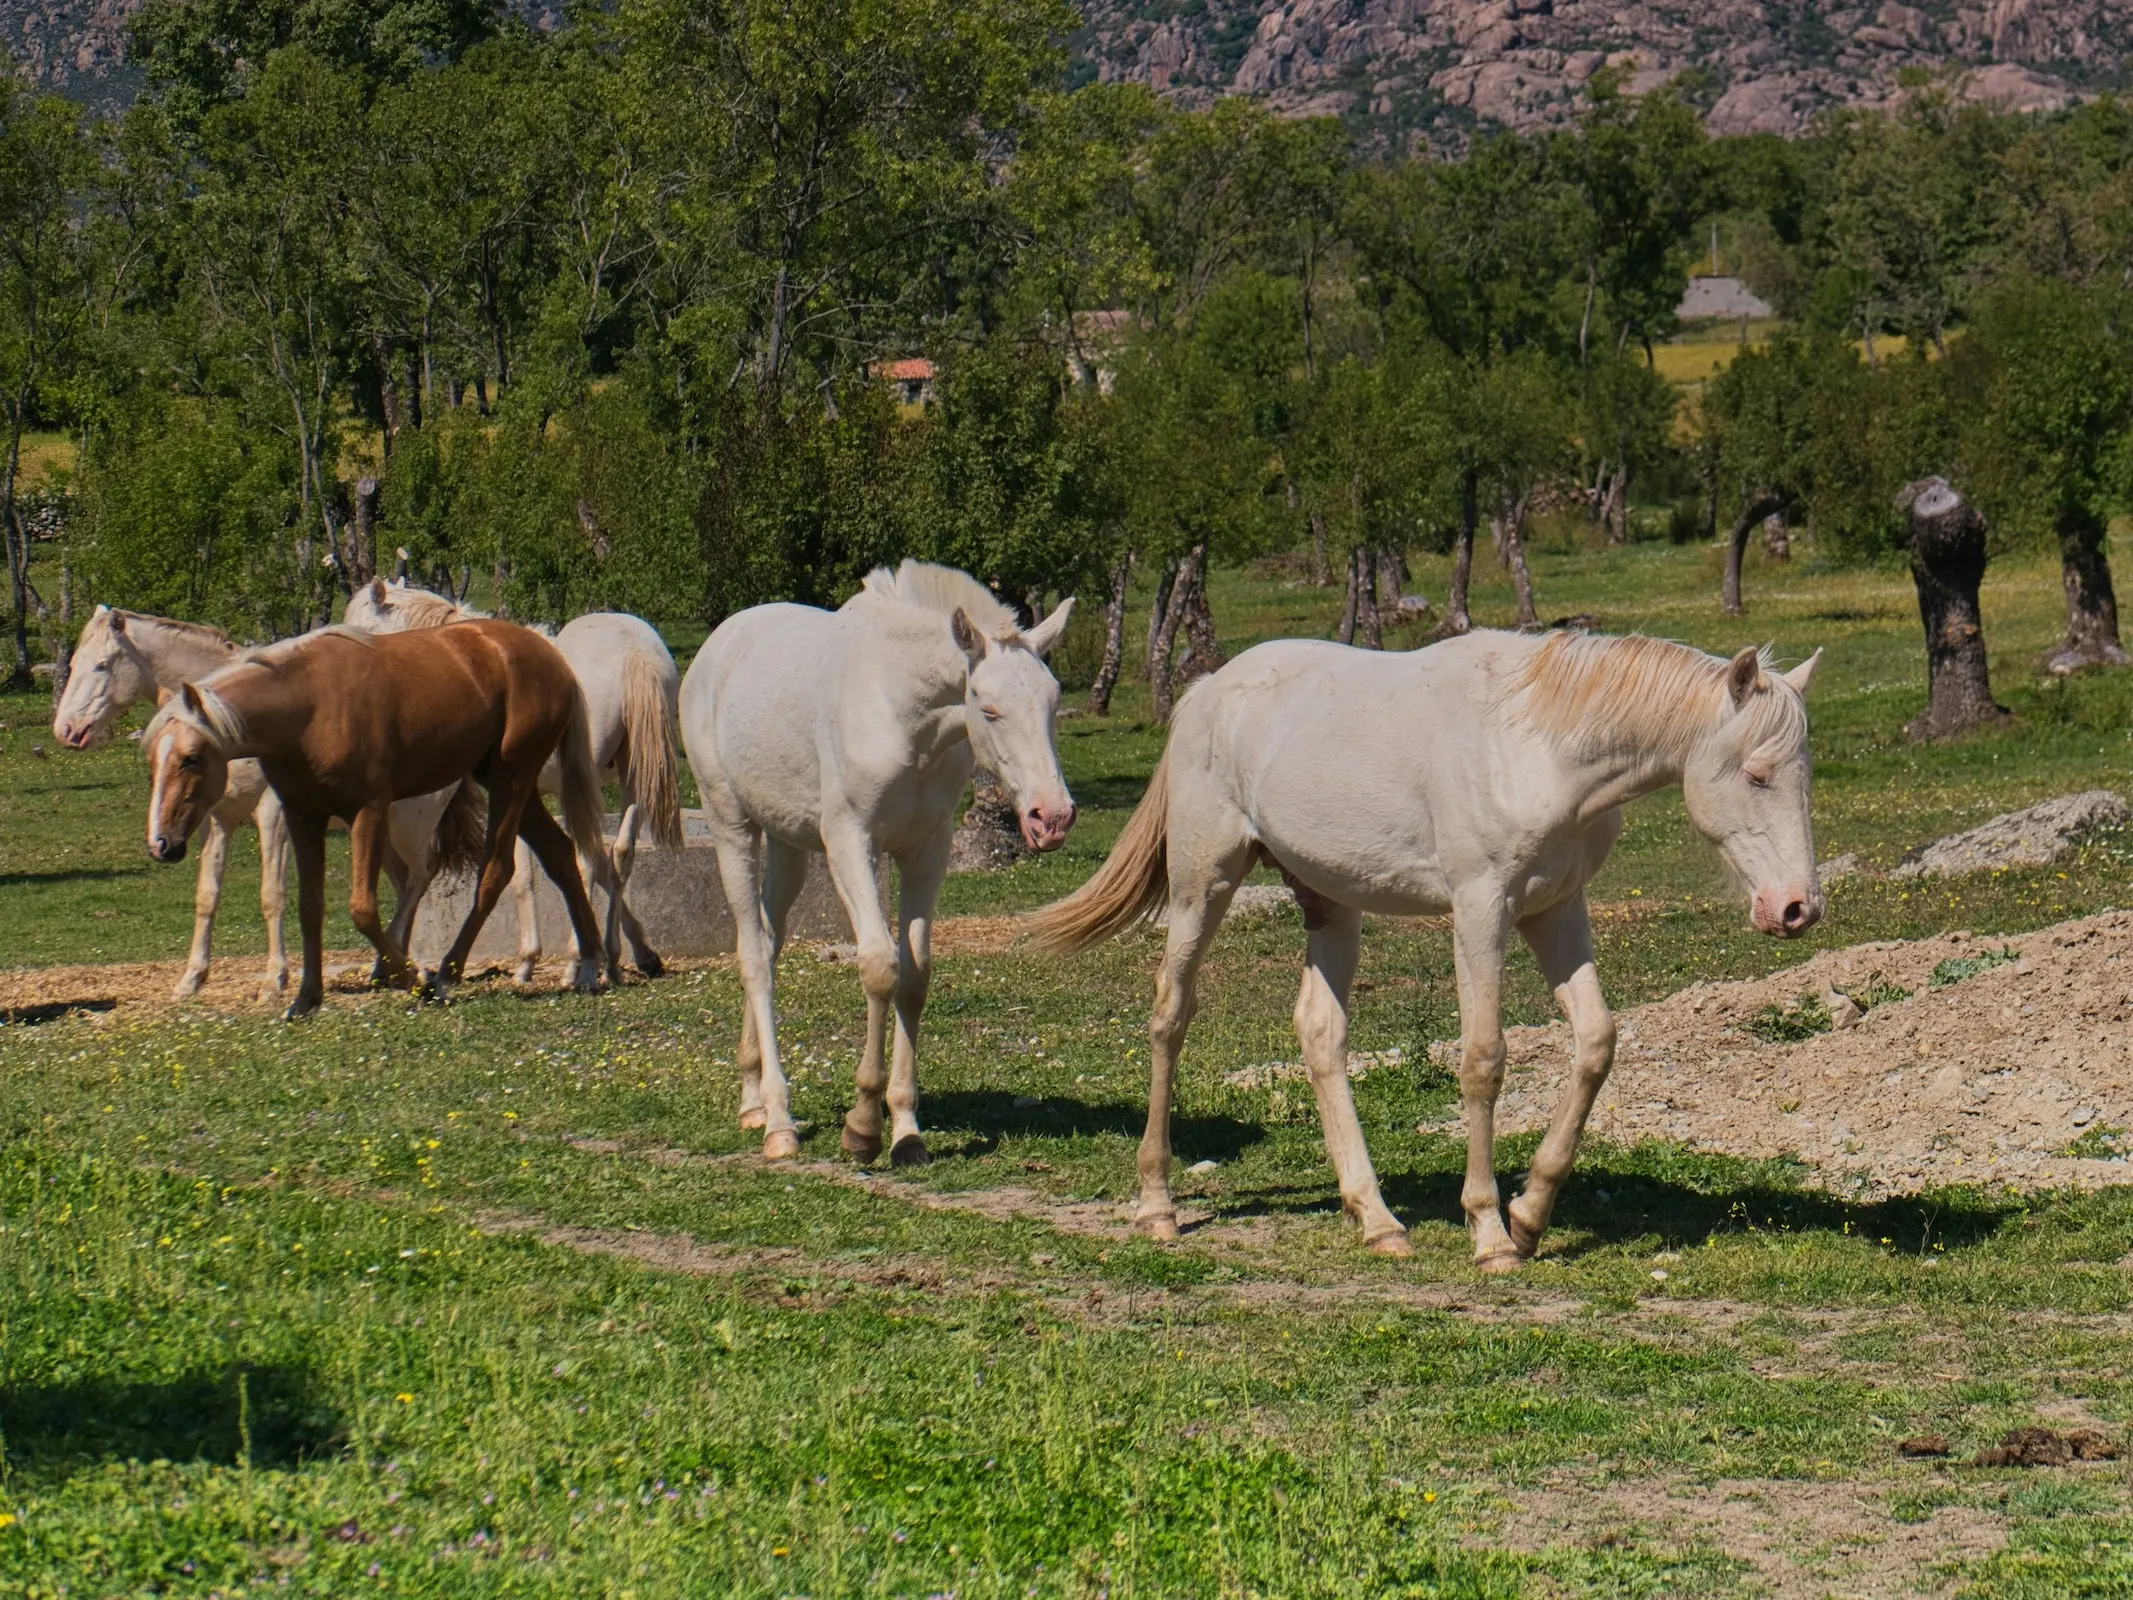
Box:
851 561 1023 642
247 625 378 665
1505 631 1802 765
382 587 480 629
140 676 252 756
88 606 234 651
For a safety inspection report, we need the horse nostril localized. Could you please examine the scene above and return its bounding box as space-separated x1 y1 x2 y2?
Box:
1783 899 1809 930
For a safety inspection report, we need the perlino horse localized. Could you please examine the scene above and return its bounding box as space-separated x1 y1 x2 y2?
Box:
51 605 471 999
342 580 683 985
1028 629 1822 1267
682 562 1077 1163
144 623 610 1019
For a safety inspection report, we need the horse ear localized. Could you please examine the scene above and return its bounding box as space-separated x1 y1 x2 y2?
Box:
1781 648 1822 696
1023 596 1076 659
368 578 387 604
949 607 986 666
107 609 127 638
179 682 207 719
1725 647 1761 709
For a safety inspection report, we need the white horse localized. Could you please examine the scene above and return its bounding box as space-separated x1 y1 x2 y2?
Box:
682 562 1077 1164
51 606 469 999
342 580 684 984
1029 629 1822 1268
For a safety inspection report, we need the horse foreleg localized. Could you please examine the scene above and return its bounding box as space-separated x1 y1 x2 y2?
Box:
1452 895 1518 1270
823 826 908 1165
883 828 951 1167
511 837 542 985
713 824 798 1159
285 813 329 1021
348 802 417 990
174 813 233 1001
255 790 290 997
1295 905 1409 1255
1506 897 1614 1259
373 845 412 985
519 799 606 996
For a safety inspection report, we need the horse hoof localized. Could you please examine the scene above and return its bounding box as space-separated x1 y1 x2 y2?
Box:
889 1136 931 1168
513 960 538 987
738 1108 768 1131
762 1129 801 1161
1474 1249 1525 1275
1134 1211 1179 1243
172 972 205 1002
1366 1229 1415 1258
283 997 321 1023
841 1126 883 1164
262 968 288 995
1506 1217 1543 1258
635 952 666 979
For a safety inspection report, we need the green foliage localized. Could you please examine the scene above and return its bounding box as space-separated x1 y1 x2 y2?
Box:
1743 993 1832 1043
2060 1124 2127 1160
1929 945 2020 987
1843 975 1912 1011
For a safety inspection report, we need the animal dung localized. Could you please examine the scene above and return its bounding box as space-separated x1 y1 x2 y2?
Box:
1970 1427 2121 1467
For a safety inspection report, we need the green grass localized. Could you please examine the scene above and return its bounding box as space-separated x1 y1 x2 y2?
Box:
12 532 2133 1593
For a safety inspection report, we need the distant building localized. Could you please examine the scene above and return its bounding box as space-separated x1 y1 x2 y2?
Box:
1676 276 1776 322
867 357 935 407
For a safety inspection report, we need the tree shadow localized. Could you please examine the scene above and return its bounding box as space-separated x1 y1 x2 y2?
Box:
1053 774 1155 813
0 866 149 887
0 1363 344 1473
921 1088 1266 1163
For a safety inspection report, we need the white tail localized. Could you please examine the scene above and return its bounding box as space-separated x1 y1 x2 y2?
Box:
619 650 683 848
1023 746 1172 953
555 683 608 866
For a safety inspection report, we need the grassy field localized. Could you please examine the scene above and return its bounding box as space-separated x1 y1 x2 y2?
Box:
10 534 2133 1594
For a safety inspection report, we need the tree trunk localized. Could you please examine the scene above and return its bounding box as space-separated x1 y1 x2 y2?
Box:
372 331 402 453
348 476 380 589
2047 505 2131 675
1359 546 1382 648
1442 470 1478 636
1150 544 1205 723
948 769 1032 872
3 416 29 687
49 553 71 703
1177 546 1223 685
1898 476 2007 739
1337 546 1361 644
1762 510 1790 562
1499 493 1538 627
1145 558 1178 686
1376 548 1405 608
1605 450 1630 545
1086 548 1133 716
1723 490 1785 617
1309 511 1330 588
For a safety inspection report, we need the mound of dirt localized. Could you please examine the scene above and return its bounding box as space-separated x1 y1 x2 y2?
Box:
1423 910 2133 1195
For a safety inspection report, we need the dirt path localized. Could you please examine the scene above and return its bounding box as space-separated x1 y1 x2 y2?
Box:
1422 910 2133 1195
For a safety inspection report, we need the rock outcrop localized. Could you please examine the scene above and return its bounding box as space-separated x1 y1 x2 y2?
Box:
1075 0 2133 146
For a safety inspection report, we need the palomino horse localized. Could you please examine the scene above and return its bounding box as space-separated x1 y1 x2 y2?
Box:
343 580 683 985
51 606 472 999
1029 629 1822 1267
143 623 610 1019
682 562 1077 1163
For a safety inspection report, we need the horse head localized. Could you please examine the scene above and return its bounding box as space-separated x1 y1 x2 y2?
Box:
952 599 1078 852
1682 647 1824 939
143 684 235 864
52 606 154 749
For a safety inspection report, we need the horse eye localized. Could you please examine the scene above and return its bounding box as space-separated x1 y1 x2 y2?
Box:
982 706 1002 722
180 755 202 772
1745 770 1771 789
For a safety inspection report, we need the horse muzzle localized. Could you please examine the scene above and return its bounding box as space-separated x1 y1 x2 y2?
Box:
1020 802 1076 853
1752 887 1822 939
148 835 187 864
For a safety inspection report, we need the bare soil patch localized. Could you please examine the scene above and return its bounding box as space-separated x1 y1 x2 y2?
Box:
1486 1476 2011 1598
1423 910 2133 1195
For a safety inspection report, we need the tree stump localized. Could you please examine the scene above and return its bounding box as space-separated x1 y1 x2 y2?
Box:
948 769 1032 872
1899 476 2007 740
2047 505 2131 675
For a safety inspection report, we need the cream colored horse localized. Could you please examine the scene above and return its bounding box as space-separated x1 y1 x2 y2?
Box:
51 606 461 999
342 581 683 985
1030 629 1822 1268
682 562 1076 1164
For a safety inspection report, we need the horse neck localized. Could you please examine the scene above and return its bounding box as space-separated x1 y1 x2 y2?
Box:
1521 647 1724 820
135 621 239 694
858 610 969 754
203 662 306 760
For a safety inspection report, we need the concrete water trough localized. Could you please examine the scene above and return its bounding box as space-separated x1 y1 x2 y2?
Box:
410 810 870 969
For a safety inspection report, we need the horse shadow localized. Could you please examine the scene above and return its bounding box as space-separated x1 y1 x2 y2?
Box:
1225 1163 2023 1257
0 1363 343 1474
919 1088 1266 1164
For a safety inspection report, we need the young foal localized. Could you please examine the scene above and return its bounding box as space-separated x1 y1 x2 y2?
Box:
682 562 1077 1163
51 606 465 1000
1030 629 1822 1267
143 623 610 1019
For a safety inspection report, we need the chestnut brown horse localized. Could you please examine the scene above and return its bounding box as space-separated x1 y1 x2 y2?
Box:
142 621 609 1019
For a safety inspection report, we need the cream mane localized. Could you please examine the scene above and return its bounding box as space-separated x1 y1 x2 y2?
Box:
1505 630 1803 765
373 586 480 629
87 606 235 653
247 625 379 665
850 561 1023 642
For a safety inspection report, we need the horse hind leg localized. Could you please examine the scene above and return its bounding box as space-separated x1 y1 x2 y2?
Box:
518 799 607 996
1293 904 1409 1254
740 840 808 1136
604 804 642 983
256 789 290 998
1136 831 1255 1241
511 837 541 985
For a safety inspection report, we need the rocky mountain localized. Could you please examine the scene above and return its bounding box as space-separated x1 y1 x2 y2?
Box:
1071 0 2133 145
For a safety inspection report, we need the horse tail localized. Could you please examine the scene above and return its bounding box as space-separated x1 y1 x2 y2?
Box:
556 682 608 867
433 779 488 876
1024 744 1172 954
619 648 683 849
